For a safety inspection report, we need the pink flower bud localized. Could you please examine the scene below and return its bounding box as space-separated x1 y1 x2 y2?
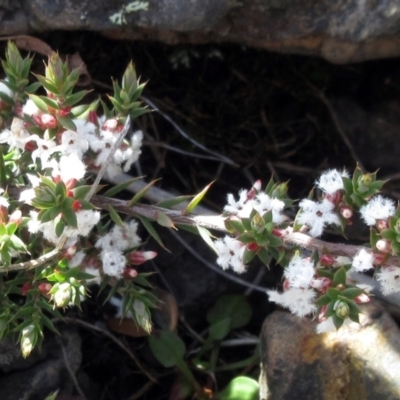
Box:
246 242 259 252
318 305 328 322
340 205 353 219
283 279 291 291
24 140 37 152
8 209 22 225
88 111 98 125
128 251 157 265
65 179 77 190
58 107 71 117
102 118 118 131
38 282 52 294
123 268 138 278
62 246 76 260
376 219 389 231
41 114 57 129
72 200 82 212
319 254 335 267
21 283 31 296
271 228 287 237
376 239 391 253
373 252 386 265
311 277 332 292
354 293 370 303
325 191 342 205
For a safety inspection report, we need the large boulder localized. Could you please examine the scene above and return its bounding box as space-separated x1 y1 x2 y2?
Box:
2 0 400 63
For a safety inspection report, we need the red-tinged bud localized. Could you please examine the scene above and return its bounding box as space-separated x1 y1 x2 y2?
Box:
283 279 291 291
318 305 328 322
311 277 332 292
38 282 52 294
253 180 262 192
21 282 31 296
325 191 342 205
67 190 74 197
65 179 77 190
340 205 353 219
376 219 389 231
24 140 37 152
88 111 98 125
102 118 118 132
58 107 71 117
319 254 335 267
14 105 23 117
376 239 391 253
123 268 138 278
71 200 82 212
373 252 386 265
9 209 22 225
246 242 259 252
62 246 76 260
52 175 61 184
128 251 157 265
355 293 370 303
271 228 286 237
41 114 57 129
32 114 43 127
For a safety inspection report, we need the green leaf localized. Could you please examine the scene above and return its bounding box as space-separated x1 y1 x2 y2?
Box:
207 294 252 330
128 179 161 207
156 195 193 209
63 207 77 228
332 267 347 286
208 317 232 342
326 288 340 301
197 225 218 254
58 116 77 131
29 94 52 113
62 90 91 107
341 287 363 299
103 176 145 197
218 376 259 400
155 211 175 229
148 330 186 368
184 181 214 214
139 217 167 251
72 185 92 199
107 204 124 228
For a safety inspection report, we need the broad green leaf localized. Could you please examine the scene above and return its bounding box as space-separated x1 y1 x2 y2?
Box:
208 317 232 342
207 294 252 329
218 376 259 400
148 330 186 368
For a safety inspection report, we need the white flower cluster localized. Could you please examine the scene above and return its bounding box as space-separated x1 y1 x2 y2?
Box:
267 255 317 317
214 236 246 274
95 221 141 278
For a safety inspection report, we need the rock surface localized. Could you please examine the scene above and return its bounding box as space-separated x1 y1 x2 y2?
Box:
1 1 400 63
260 300 400 400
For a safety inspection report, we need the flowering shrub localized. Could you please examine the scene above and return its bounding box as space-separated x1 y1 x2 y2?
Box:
0 41 399 360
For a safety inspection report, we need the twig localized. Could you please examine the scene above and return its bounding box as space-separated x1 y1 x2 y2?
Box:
61 317 159 384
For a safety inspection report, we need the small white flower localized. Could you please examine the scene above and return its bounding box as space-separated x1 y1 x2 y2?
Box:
376 266 400 295
58 130 89 158
316 169 348 194
284 255 315 288
84 266 102 285
297 198 340 237
359 195 396 226
351 249 374 272
215 236 246 273
75 210 101 237
267 288 317 317
101 250 126 278
22 99 39 116
224 189 250 217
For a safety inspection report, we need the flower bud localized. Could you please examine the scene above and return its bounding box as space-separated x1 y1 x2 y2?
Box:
271 228 287 237
88 110 98 125
8 209 22 225
251 212 265 234
58 107 71 117
38 282 52 294
333 300 350 319
340 206 353 219
21 324 36 358
376 239 391 253
102 118 118 132
311 277 331 292
71 200 82 212
123 268 138 278
128 251 157 265
325 191 342 206
355 293 370 303
21 282 31 296
319 254 335 267
41 114 57 129
318 305 328 322
51 282 73 308
246 242 259 252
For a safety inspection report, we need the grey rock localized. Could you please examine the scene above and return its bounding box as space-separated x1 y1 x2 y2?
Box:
260 300 400 400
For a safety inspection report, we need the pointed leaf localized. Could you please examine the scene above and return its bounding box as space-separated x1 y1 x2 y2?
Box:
128 179 161 207
103 176 145 198
197 225 218 254
184 181 214 214
107 204 124 228
139 217 167 251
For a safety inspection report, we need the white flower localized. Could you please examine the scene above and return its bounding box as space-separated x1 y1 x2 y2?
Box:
267 288 317 317
316 169 349 194
253 193 285 224
224 190 251 217
95 221 141 252
84 266 102 285
101 250 126 278
58 130 89 158
0 191 9 208
75 210 101 237
284 255 315 288
297 198 340 237
351 249 374 272
360 195 396 226
215 236 246 273
30 136 57 165
376 266 400 295
69 251 86 268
